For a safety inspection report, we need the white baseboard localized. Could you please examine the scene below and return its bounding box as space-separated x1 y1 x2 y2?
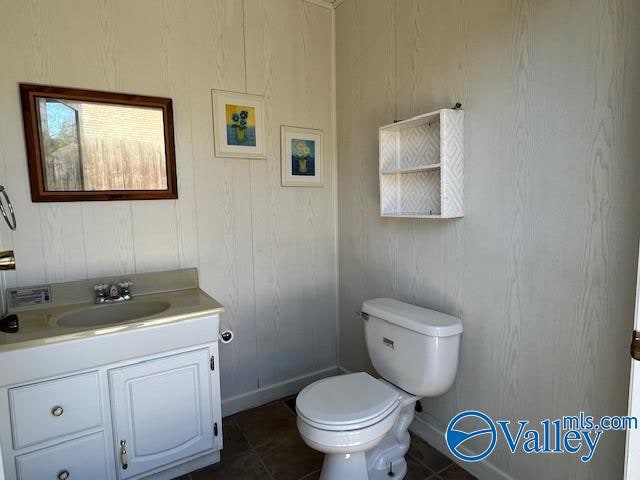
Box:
410 413 513 480
222 366 339 417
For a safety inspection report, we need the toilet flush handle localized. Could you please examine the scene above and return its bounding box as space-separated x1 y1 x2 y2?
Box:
357 311 369 321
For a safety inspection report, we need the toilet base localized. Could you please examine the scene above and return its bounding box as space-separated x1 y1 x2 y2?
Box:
319 452 368 480
316 393 418 480
318 454 408 480
368 457 407 480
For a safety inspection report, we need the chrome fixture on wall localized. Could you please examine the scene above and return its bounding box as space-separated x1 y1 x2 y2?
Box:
0 250 15 271
0 186 16 231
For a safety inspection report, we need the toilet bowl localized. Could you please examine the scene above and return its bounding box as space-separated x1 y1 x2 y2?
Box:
296 298 463 480
297 373 403 480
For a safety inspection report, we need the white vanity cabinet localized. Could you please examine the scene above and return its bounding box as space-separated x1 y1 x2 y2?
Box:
109 348 217 479
0 341 222 480
0 269 225 480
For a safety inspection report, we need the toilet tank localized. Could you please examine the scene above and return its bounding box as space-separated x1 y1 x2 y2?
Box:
361 298 463 397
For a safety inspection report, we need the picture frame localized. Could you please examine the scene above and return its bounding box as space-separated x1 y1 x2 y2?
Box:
212 89 266 159
280 126 323 187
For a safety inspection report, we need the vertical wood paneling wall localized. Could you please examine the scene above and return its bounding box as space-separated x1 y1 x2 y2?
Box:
336 0 640 478
0 0 337 400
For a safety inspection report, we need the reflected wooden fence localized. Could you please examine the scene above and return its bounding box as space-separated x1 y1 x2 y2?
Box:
46 138 167 192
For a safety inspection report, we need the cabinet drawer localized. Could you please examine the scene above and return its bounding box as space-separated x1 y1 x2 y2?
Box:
9 372 102 449
15 432 109 480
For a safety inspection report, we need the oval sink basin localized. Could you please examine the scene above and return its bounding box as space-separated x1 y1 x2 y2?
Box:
57 301 171 328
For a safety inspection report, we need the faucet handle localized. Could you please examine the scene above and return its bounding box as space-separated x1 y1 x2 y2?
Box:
94 283 109 304
118 280 133 297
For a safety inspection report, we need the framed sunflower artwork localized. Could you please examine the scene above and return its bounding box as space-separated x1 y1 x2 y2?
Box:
212 90 266 159
280 126 323 187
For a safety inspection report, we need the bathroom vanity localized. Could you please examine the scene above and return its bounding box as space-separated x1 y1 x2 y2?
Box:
0 269 224 480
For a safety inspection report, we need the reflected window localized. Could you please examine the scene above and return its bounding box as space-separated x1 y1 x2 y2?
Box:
36 98 167 192
38 99 82 191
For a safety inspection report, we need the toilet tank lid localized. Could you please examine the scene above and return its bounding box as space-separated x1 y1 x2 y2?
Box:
362 298 463 337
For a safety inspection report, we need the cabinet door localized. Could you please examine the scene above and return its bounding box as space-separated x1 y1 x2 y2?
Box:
109 349 214 479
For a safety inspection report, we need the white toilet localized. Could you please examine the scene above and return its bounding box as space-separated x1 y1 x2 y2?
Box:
296 298 463 480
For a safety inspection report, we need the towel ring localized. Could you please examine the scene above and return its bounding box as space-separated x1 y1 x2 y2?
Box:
0 186 16 231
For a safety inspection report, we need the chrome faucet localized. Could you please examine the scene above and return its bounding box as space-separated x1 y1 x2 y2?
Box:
94 280 133 304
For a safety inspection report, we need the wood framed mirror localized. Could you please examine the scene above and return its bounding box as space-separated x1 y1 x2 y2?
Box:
20 84 178 202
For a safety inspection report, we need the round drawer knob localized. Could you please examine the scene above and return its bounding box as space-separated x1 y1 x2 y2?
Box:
51 406 64 417
58 470 69 480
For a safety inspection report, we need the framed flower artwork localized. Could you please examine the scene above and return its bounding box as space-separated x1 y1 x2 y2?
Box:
212 90 266 159
280 126 323 187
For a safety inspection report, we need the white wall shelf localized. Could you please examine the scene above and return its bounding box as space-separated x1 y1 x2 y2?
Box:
380 163 441 175
379 108 464 218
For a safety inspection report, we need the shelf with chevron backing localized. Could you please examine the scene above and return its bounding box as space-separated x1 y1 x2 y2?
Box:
380 163 441 174
379 108 464 218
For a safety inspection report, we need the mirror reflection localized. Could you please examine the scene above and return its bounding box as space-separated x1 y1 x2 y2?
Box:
20 84 177 202
37 98 168 192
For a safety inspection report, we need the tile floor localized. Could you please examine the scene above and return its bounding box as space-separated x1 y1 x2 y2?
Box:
176 396 477 480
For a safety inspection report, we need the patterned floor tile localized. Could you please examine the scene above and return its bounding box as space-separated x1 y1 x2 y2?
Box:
256 433 323 480
437 463 478 479
408 435 453 473
221 419 251 459
190 451 271 480
234 401 298 449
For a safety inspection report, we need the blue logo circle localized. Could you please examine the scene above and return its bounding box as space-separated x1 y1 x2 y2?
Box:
446 410 497 462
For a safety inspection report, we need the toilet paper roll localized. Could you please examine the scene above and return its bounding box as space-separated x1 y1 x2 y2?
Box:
219 329 234 344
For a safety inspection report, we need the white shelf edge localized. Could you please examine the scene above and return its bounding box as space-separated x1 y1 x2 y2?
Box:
379 109 446 131
380 163 441 175
381 213 444 219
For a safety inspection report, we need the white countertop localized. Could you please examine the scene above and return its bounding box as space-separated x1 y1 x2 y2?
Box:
0 288 224 352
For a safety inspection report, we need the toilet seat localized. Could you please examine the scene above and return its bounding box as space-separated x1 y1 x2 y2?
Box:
296 373 400 431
